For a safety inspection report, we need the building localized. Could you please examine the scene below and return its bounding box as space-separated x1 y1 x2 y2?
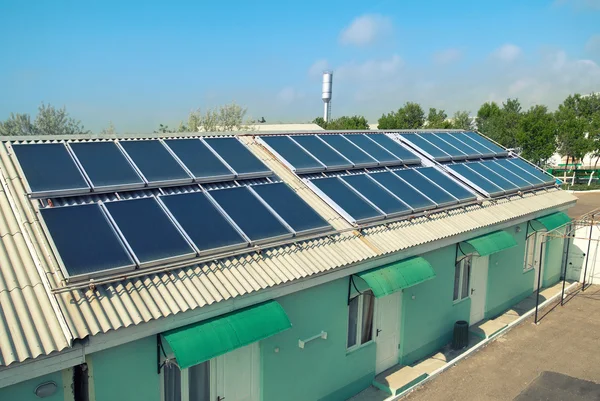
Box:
0 131 575 401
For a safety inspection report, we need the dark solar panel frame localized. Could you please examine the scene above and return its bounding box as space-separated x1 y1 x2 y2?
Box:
339 174 412 218
118 140 194 187
12 143 91 198
465 162 520 194
67 141 146 192
392 168 459 207
257 136 326 174
447 163 505 197
290 135 354 171
103 197 197 268
204 137 273 180
308 177 385 224
415 167 477 202
431 133 482 160
484 160 536 190
419 133 469 161
39 203 136 281
369 171 436 213
367 134 422 165
506 158 555 186
399 133 452 162
317 135 379 169
343 134 402 166
447 133 495 158
462 132 509 157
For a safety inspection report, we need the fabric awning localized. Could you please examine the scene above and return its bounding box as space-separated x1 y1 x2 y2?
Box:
461 230 517 257
162 300 291 369
356 256 436 298
532 212 571 232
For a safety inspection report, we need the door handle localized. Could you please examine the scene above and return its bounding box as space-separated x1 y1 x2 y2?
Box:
471 288 475 295
217 396 225 401
376 329 382 337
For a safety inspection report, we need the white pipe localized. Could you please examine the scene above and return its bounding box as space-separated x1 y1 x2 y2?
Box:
588 171 594 186
323 102 329 122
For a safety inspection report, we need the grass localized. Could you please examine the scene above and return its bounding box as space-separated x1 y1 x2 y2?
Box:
560 183 600 191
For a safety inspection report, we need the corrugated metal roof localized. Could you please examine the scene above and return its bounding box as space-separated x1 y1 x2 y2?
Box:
0 135 577 368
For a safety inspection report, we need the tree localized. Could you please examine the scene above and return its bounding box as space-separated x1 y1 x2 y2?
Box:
99 121 117 136
476 101 502 139
517 105 556 166
555 104 590 166
426 108 452 129
451 111 473 130
0 113 35 136
0 103 89 136
476 99 521 148
312 115 369 130
378 102 425 129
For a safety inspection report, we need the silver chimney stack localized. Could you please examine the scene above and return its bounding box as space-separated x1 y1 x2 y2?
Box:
322 71 333 122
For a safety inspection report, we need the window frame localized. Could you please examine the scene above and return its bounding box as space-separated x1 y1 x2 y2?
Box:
453 254 472 303
159 356 213 401
524 231 542 273
346 289 375 352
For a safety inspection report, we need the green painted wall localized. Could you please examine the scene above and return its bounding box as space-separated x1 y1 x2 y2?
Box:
89 336 160 401
486 224 533 319
261 278 376 401
543 227 566 288
0 371 64 401
400 245 471 365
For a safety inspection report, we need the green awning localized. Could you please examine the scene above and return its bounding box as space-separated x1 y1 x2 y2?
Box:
356 256 436 298
461 230 517 257
162 300 291 369
532 212 571 232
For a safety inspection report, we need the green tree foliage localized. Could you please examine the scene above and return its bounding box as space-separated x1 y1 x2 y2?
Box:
555 94 596 166
426 108 452 129
476 99 521 148
516 105 556 166
451 111 473 130
378 102 425 129
312 115 369 130
0 103 89 136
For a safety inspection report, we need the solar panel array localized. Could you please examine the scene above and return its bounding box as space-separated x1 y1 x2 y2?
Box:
399 132 509 161
40 182 332 279
258 134 421 174
309 167 477 224
446 158 556 197
12 137 272 197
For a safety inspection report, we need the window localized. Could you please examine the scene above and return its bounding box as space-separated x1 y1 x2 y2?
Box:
454 255 471 302
162 360 210 401
347 289 375 349
524 232 538 272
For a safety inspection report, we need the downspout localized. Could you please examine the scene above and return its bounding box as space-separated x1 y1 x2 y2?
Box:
0 166 74 347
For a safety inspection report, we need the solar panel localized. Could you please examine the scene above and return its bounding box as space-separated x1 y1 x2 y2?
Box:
485 161 535 190
448 133 495 158
69 142 144 190
400 134 452 161
164 139 235 182
343 134 401 166
465 162 519 192
291 135 353 171
311 177 384 223
119 140 192 186
251 183 332 235
340 174 411 216
447 163 504 196
393 169 458 206
420 134 468 160
160 192 248 254
104 197 196 266
318 135 378 168
369 171 436 212
436 133 483 159
208 186 292 243
367 134 421 164
462 132 508 157
506 158 555 186
260 136 325 173
12 143 90 196
416 168 477 202
204 138 272 179
40 204 135 278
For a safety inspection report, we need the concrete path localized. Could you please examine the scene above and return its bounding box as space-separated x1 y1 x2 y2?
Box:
403 285 600 401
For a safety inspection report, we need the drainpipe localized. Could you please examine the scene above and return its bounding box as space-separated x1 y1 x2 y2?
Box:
534 234 545 324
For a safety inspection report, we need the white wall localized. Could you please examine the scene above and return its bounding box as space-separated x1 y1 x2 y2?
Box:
566 225 600 285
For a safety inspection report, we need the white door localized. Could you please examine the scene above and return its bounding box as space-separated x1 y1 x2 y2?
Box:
375 291 401 374
469 256 489 325
214 343 259 401
533 231 546 291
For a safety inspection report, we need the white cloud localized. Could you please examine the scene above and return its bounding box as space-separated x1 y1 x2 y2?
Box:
492 44 522 62
432 48 462 65
277 86 304 105
336 54 403 81
339 14 393 47
586 34 600 56
554 0 600 10
308 59 330 78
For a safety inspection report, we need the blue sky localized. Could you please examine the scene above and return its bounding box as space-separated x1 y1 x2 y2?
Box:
1 0 599 132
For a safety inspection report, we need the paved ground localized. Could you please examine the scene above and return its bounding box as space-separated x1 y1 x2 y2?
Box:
514 371 600 401
403 285 600 401
567 192 600 219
